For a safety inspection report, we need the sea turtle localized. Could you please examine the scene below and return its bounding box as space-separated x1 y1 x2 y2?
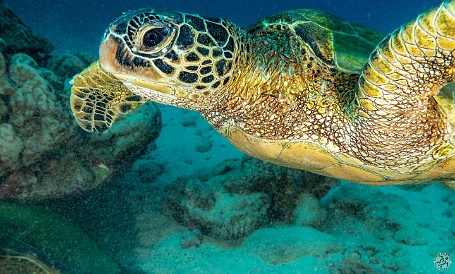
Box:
71 1 455 187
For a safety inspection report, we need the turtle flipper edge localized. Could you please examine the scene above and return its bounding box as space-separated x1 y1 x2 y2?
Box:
70 61 147 133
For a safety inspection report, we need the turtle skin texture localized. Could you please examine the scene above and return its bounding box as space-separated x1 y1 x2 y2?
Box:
71 1 455 187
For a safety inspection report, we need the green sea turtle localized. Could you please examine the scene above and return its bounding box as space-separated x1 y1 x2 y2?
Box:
71 1 455 187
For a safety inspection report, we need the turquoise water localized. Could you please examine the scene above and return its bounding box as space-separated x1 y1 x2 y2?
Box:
0 0 454 273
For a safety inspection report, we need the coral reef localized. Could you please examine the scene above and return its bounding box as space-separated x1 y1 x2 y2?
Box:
164 155 339 240
166 177 270 239
0 43 161 200
0 4 53 63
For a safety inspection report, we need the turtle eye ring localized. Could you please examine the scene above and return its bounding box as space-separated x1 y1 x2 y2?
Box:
142 27 167 48
137 25 175 54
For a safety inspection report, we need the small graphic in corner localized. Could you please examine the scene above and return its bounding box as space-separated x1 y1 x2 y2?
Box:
434 253 452 271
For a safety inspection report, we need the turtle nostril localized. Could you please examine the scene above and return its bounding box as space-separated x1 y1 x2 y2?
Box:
102 28 110 41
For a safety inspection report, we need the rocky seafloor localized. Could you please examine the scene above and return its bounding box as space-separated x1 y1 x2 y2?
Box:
0 3 454 274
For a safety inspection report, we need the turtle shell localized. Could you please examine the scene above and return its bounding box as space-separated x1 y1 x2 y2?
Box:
247 9 384 73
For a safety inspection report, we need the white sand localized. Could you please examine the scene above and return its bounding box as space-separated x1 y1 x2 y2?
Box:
146 104 243 187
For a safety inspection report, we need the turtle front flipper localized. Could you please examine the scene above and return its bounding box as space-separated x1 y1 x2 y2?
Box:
354 1 455 167
70 61 147 132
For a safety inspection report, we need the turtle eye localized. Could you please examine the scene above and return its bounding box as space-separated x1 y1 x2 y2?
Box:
137 25 175 54
142 27 168 48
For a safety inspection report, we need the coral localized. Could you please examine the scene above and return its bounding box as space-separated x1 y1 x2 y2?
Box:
0 123 24 170
220 156 338 222
0 37 6 52
47 54 86 80
0 5 53 63
0 51 161 199
0 46 6 74
7 53 73 166
164 155 338 240
165 176 271 240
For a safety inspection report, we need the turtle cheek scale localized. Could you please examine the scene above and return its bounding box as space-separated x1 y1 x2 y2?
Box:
99 35 125 75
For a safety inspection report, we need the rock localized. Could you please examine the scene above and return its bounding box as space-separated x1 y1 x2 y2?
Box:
133 160 165 183
324 184 435 246
242 226 343 264
165 176 271 240
164 156 339 240
47 54 86 80
0 50 5 75
195 140 212 153
0 53 162 199
0 38 6 52
0 6 53 63
293 193 327 227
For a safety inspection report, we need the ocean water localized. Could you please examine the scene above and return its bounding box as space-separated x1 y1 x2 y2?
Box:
1 0 455 273
5 0 441 54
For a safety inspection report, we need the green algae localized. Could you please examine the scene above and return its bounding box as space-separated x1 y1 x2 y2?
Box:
0 202 121 274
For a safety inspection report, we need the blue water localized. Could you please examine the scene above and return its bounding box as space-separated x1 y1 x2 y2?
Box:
1 0 455 273
5 0 441 54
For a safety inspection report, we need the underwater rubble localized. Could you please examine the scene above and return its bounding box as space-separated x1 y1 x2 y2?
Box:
143 168 455 273
164 155 338 240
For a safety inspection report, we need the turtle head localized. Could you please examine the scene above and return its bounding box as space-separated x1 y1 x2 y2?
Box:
100 9 240 110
